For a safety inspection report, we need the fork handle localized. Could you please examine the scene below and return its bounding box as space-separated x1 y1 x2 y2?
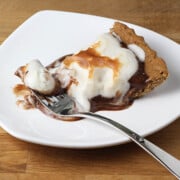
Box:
78 112 180 179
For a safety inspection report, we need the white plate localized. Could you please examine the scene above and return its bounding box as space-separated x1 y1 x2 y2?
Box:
0 10 179 148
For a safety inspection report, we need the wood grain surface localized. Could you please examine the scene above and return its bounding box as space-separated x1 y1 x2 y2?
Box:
0 0 179 179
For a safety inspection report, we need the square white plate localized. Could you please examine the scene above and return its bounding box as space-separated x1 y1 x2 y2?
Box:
0 10 179 148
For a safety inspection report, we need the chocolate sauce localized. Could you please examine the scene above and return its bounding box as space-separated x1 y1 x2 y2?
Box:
46 54 73 69
90 95 132 112
129 61 148 90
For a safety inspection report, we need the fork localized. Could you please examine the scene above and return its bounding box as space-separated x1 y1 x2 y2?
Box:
32 91 180 179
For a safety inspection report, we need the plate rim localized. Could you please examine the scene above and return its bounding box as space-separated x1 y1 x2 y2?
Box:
1 10 180 48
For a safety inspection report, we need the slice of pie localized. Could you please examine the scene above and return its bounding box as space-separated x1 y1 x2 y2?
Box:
13 22 168 120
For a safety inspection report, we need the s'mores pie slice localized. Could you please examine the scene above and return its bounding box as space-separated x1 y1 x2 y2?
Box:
14 22 168 120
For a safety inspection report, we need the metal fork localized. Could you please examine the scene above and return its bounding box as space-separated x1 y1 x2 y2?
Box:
32 90 180 179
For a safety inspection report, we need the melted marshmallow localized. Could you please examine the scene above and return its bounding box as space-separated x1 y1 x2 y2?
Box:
128 44 145 62
56 33 140 111
24 60 56 94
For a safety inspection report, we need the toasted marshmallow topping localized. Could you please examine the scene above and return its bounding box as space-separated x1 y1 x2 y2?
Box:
24 60 56 94
128 44 145 62
56 33 140 111
19 33 145 112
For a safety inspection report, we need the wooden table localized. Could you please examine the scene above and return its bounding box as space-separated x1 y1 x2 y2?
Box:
0 0 179 179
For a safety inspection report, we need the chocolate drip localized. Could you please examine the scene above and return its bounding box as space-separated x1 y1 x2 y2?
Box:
129 61 148 90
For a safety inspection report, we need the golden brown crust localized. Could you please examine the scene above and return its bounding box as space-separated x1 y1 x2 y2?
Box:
111 22 168 97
